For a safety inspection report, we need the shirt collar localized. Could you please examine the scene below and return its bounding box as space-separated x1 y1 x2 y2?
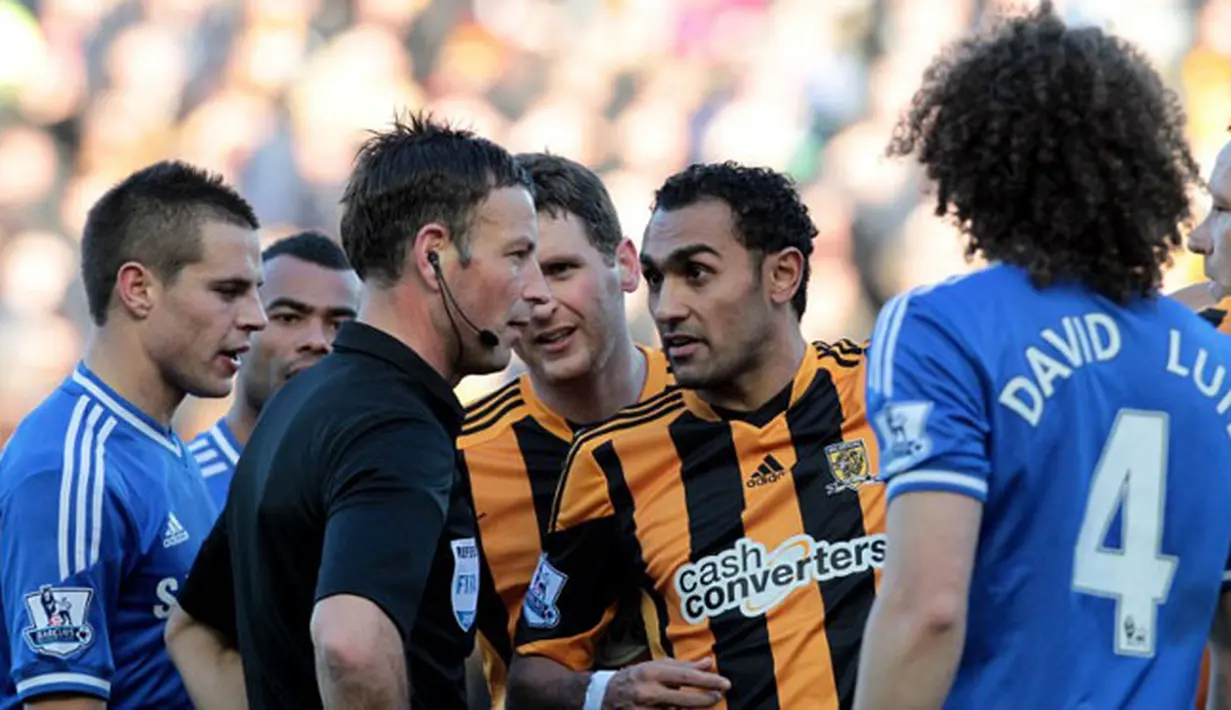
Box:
331 322 465 434
211 418 242 464
70 361 183 456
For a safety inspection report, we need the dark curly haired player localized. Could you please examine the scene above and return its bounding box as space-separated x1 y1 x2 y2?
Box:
857 4 1231 709
508 161 886 709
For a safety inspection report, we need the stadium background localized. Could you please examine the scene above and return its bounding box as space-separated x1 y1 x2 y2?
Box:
0 0 1226 447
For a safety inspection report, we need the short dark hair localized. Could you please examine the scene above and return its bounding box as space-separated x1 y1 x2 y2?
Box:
650 161 816 317
888 1 1202 304
81 160 260 326
261 231 351 271
340 112 532 285
515 152 622 264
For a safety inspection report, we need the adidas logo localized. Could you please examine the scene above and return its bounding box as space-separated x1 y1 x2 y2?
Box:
163 513 190 549
746 454 788 488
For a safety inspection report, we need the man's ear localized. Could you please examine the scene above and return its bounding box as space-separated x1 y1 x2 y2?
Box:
614 237 641 293
114 262 157 320
765 247 805 308
412 223 450 291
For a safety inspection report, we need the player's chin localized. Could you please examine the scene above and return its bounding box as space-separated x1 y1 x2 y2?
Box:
536 351 591 384
670 360 726 391
187 373 234 399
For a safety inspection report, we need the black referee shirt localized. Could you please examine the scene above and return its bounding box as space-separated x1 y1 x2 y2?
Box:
179 321 478 710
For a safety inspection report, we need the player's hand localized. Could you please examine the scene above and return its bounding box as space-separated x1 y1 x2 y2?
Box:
601 658 730 709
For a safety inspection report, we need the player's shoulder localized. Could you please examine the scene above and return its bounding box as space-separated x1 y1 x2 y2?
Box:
886 266 1018 316
1 385 97 480
567 386 687 461
811 338 869 368
458 377 530 446
0 389 132 510
808 338 870 393
1151 291 1230 336
874 267 1047 358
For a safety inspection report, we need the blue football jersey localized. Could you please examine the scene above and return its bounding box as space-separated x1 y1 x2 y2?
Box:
188 418 241 512
0 363 217 708
866 265 1231 709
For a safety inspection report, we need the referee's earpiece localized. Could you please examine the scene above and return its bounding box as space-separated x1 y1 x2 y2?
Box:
426 249 499 348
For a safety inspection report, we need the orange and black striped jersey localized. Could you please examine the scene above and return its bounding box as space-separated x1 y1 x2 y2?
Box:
515 339 885 710
1198 296 1231 335
458 345 673 709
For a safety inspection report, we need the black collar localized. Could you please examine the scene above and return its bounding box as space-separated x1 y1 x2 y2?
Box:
332 321 464 434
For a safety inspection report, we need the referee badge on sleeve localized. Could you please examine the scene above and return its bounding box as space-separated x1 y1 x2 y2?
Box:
450 538 479 632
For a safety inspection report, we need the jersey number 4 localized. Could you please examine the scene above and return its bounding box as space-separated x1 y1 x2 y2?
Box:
1072 409 1178 658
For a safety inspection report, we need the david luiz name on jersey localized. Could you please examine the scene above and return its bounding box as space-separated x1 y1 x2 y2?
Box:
673 533 886 624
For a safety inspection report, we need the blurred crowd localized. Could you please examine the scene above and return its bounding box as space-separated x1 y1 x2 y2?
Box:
0 0 1227 446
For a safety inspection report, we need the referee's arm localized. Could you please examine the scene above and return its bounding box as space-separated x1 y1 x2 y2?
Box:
312 415 454 708
167 516 246 710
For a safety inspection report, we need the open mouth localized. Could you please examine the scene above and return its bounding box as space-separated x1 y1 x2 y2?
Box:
532 325 576 355
661 333 702 358
535 326 576 345
217 345 248 369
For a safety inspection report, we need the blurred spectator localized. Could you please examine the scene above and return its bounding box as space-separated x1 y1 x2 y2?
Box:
0 0 1226 446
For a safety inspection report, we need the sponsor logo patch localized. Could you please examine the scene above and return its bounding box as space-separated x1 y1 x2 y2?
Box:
673 533 886 624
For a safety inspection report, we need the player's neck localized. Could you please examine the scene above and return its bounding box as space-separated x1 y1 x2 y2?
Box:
82 326 185 429
223 394 258 448
357 284 455 384
528 335 646 426
701 325 807 413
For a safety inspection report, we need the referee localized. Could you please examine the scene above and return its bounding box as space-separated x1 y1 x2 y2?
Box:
164 114 550 710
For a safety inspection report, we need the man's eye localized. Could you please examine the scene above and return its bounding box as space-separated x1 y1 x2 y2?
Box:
686 264 711 280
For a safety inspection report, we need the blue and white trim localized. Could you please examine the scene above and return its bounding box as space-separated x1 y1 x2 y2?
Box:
886 468 989 503
70 363 180 456
56 396 118 581
189 420 240 479
16 671 110 699
869 291 913 398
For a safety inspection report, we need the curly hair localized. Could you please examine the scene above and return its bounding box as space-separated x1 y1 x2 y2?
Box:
651 161 818 317
888 1 1203 304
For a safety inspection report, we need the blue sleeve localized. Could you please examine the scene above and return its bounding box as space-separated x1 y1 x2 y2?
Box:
1 466 130 702
866 290 992 503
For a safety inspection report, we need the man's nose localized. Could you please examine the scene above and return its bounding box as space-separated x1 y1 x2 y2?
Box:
650 279 689 325
1189 218 1213 255
522 258 551 306
299 319 332 355
240 292 267 332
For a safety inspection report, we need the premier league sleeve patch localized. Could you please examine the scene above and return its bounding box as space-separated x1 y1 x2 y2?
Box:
522 554 567 629
23 585 95 658
873 400 935 476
